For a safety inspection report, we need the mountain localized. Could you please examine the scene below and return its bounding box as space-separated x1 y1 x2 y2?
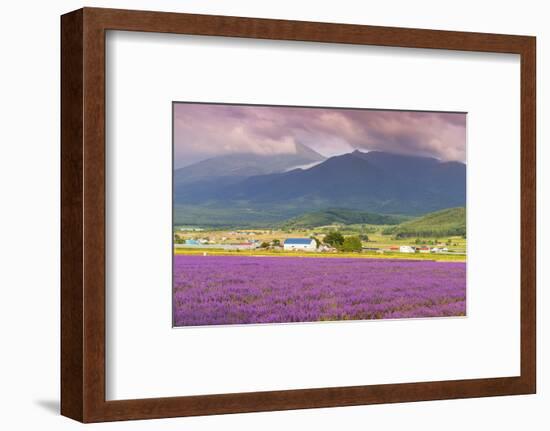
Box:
174 150 466 224
174 142 325 186
280 208 408 229
384 207 466 238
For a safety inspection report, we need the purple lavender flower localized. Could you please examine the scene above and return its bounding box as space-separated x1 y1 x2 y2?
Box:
173 255 466 326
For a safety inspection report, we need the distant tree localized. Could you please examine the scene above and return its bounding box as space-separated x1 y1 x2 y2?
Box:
310 236 321 248
359 234 369 242
324 231 344 247
272 239 281 247
341 236 362 252
382 227 396 235
260 242 270 249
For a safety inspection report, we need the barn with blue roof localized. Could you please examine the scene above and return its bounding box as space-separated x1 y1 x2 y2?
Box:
283 238 317 251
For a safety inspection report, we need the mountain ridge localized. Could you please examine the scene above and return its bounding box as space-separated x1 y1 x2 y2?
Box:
174 150 466 224
174 142 325 185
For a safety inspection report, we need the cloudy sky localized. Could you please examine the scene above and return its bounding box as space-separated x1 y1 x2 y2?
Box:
173 103 466 168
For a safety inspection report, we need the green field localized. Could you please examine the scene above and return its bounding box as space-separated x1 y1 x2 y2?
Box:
174 206 466 261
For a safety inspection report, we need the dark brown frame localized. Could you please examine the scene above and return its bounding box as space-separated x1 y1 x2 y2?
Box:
61 7 536 423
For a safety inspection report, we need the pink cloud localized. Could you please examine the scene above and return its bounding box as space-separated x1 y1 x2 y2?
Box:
173 103 466 167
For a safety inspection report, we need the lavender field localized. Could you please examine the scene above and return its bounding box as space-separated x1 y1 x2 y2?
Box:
173 255 466 326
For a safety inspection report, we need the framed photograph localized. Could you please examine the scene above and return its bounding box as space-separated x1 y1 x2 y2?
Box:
61 7 536 422
172 102 468 327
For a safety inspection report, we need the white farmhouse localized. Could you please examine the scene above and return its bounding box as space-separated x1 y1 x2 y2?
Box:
283 238 317 251
399 245 416 253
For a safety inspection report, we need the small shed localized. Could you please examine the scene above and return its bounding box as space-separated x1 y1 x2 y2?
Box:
399 245 416 253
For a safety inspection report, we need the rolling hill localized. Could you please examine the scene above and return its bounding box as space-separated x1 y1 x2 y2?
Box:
279 208 408 229
384 207 466 238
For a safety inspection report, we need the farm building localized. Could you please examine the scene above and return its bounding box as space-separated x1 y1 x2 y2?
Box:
399 245 416 253
283 238 317 251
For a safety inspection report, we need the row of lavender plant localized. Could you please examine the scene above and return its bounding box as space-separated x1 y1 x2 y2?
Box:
173 255 466 326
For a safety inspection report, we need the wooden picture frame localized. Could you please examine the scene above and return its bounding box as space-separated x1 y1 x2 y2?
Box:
61 7 536 423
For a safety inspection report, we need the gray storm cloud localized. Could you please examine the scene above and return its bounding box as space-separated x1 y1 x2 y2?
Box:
174 103 466 168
